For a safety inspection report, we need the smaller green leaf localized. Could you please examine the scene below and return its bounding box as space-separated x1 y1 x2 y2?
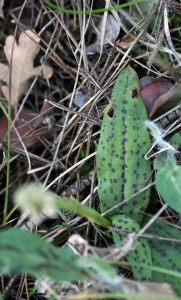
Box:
156 158 181 213
171 133 181 147
0 228 87 282
56 196 111 228
13 183 111 228
110 214 152 282
153 152 168 170
142 217 181 297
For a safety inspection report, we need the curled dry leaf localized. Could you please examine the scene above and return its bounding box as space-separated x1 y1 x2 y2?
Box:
86 14 120 55
140 76 173 114
118 32 137 50
149 82 181 118
73 88 91 108
0 29 53 108
140 76 181 119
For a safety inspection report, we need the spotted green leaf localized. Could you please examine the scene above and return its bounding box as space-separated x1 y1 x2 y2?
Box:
142 217 181 296
111 214 152 282
97 66 151 223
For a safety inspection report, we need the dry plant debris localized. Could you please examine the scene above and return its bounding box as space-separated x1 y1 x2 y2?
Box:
67 235 177 298
0 106 52 149
0 29 53 109
86 14 120 54
1 0 181 299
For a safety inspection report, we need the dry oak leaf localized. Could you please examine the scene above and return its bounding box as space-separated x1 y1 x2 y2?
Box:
0 29 53 107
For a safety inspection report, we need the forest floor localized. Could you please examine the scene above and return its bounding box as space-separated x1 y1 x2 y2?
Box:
0 0 181 299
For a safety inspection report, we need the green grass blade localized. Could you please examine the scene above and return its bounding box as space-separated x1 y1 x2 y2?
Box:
42 0 144 15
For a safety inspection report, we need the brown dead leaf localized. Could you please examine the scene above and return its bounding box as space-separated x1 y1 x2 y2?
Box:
140 76 173 114
0 29 53 108
118 32 137 50
149 82 181 118
0 105 52 150
140 76 181 118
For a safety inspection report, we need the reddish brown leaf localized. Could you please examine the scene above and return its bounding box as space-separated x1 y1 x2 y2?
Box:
0 108 48 149
139 76 174 116
149 83 181 118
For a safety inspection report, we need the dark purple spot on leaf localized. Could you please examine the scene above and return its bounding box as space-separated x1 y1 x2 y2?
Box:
122 150 127 155
122 164 127 170
122 130 127 135
121 109 128 114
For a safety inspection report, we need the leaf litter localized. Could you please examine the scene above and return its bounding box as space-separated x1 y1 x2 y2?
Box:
1 1 181 299
0 29 53 149
0 29 53 109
